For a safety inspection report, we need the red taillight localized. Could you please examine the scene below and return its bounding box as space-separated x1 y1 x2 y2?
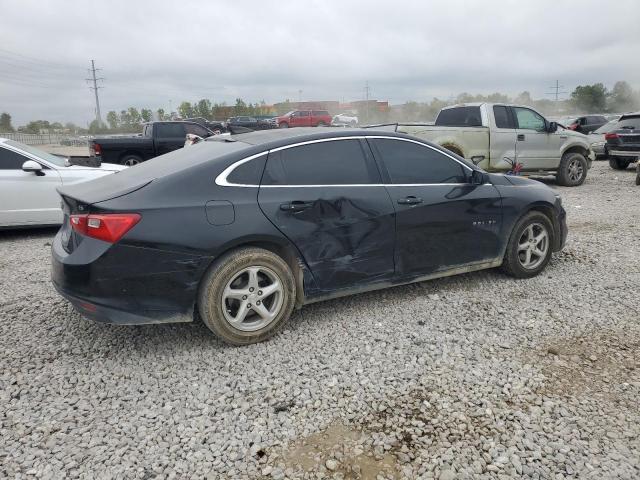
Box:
69 213 141 243
92 142 102 156
604 133 619 140
567 124 578 130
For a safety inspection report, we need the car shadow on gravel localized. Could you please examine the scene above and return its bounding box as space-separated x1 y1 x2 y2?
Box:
0 226 58 241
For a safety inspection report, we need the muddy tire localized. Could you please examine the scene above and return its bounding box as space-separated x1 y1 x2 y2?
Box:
120 154 142 166
556 152 587 186
198 247 296 346
609 157 630 170
501 212 554 279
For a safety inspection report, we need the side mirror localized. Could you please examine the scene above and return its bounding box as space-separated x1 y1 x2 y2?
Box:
547 121 558 133
22 160 43 174
470 169 486 185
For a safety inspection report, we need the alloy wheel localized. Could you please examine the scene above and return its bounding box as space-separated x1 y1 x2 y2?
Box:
221 266 284 331
567 158 584 183
517 223 549 270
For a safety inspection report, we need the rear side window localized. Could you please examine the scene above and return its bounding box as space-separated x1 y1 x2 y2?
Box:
227 155 267 185
0 146 29 169
262 139 375 185
493 106 514 128
312 110 328 116
155 123 186 137
435 107 483 127
143 124 153 137
372 139 467 184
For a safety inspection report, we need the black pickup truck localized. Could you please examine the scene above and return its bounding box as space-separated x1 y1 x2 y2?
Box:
90 121 214 165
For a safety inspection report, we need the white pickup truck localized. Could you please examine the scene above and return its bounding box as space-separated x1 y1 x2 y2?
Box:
399 103 595 186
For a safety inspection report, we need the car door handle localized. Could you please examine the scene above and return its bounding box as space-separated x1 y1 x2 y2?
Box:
397 196 423 205
280 201 313 211
517 134 525 141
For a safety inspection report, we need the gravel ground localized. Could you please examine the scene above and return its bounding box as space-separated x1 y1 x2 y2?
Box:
1 162 639 479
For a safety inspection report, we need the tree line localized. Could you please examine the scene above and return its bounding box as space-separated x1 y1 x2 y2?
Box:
1 81 638 134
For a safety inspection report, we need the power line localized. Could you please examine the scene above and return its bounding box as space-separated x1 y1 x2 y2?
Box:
0 47 76 69
546 80 568 102
85 60 104 126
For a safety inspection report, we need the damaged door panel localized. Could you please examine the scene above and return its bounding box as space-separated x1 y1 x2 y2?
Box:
257 139 396 291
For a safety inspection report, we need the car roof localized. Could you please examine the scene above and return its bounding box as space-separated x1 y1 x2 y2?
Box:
206 127 410 149
620 112 640 120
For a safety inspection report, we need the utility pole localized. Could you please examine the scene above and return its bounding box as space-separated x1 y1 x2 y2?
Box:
546 80 568 113
364 81 370 123
86 60 104 126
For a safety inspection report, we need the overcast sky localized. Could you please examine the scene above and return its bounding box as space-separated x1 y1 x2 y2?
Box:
1 0 639 126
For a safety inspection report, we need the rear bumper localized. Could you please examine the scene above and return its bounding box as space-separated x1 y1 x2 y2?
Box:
51 229 211 325
609 149 640 158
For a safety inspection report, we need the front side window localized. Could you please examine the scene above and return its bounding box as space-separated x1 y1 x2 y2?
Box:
0 146 30 169
156 123 186 137
262 139 374 185
372 139 467 184
297 111 310 117
513 108 546 131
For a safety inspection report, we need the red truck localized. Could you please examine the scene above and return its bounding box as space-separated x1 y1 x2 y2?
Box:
276 110 332 128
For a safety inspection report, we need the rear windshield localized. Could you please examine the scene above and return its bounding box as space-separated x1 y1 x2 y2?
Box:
617 117 640 130
435 107 483 127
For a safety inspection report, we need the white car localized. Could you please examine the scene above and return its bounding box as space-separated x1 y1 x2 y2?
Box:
332 113 358 126
0 138 126 228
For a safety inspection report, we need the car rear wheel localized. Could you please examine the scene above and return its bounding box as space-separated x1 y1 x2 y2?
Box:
556 152 587 186
501 212 554 279
198 247 296 345
317 122 327 127
120 154 142 166
609 157 630 170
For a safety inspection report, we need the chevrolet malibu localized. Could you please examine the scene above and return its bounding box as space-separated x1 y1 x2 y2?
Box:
52 128 567 345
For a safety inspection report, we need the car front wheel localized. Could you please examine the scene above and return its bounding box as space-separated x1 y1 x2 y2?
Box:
198 247 296 345
501 212 554 279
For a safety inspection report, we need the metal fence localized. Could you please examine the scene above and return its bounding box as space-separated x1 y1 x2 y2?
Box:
0 132 89 147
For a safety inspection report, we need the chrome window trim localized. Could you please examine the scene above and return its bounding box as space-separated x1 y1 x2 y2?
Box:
215 135 474 187
214 152 267 187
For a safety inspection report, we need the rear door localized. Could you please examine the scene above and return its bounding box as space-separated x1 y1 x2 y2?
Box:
258 138 396 291
294 111 311 127
512 107 559 170
154 123 187 155
369 137 503 277
0 145 62 226
489 105 517 168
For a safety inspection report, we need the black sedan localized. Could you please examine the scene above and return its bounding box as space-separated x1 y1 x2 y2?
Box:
52 128 567 345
